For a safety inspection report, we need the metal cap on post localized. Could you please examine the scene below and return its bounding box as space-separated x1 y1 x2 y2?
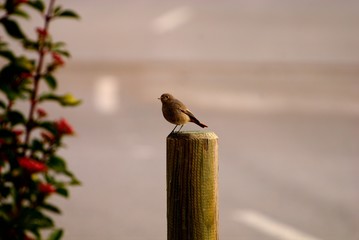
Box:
167 131 219 240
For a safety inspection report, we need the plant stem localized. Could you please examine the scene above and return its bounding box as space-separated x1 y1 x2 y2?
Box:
24 0 56 151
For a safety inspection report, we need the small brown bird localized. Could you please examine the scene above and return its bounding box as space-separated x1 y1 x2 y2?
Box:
158 93 208 133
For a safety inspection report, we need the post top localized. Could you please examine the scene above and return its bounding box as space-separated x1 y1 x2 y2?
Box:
167 131 218 140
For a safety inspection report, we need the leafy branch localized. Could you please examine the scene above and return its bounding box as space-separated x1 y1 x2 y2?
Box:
0 0 80 239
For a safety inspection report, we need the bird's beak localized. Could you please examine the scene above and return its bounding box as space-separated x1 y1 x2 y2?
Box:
157 97 161 100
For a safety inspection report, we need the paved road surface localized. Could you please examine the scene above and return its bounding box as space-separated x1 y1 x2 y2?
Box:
42 61 359 240
2 1 359 239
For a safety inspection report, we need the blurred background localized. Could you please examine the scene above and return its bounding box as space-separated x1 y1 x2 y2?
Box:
21 0 359 239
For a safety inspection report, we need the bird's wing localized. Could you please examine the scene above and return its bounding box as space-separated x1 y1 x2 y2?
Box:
180 108 207 127
180 108 196 119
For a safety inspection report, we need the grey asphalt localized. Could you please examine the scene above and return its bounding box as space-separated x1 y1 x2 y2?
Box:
8 1 359 238
46 61 359 240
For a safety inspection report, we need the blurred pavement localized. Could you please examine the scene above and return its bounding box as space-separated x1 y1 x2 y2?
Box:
10 0 359 239
49 61 359 240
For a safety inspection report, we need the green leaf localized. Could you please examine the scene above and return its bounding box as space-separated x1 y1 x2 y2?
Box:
26 0 45 13
31 139 44 151
44 74 57 90
0 207 11 222
53 5 62 15
7 110 26 125
39 121 57 135
52 41 66 49
0 129 13 140
60 93 82 106
0 61 34 100
56 187 69 198
0 18 26 39
53 49 71 58
47 229 64 240
50 42 69 56
4 0 16 13
0 184 11 199
39 93 81 107
23 39 39 51
41 203 62 214
61 169 82 185
20 208 54 229
0 99 6 109
39 93 60 102
48 156 67 173
57 9 80 19
69 175 81 186
30 230 41 239
0 50 16 61
13 8 30 19
15 56 35 71
0 87 17 101
48 157 81 185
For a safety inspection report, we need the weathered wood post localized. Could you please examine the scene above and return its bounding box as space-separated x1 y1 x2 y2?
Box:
167 131 219 240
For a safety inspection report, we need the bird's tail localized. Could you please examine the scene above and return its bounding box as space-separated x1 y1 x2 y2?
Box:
191 117 208 128
197 121 208 128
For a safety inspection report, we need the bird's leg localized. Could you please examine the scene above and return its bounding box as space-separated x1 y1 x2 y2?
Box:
170 125 178 134
177 125 184 133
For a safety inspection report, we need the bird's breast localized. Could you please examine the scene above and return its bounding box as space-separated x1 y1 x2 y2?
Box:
162 106 190 125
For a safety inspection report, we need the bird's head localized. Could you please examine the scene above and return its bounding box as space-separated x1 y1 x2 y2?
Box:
158 93 173 103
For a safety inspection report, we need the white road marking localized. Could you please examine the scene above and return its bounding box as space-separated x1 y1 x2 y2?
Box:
94 76 120 114
152 6 192 34
233 209 323 240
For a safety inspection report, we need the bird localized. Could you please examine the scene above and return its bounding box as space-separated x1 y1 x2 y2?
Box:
158 93 208 134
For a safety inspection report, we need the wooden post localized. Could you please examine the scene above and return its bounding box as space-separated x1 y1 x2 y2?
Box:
167 131 218 240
